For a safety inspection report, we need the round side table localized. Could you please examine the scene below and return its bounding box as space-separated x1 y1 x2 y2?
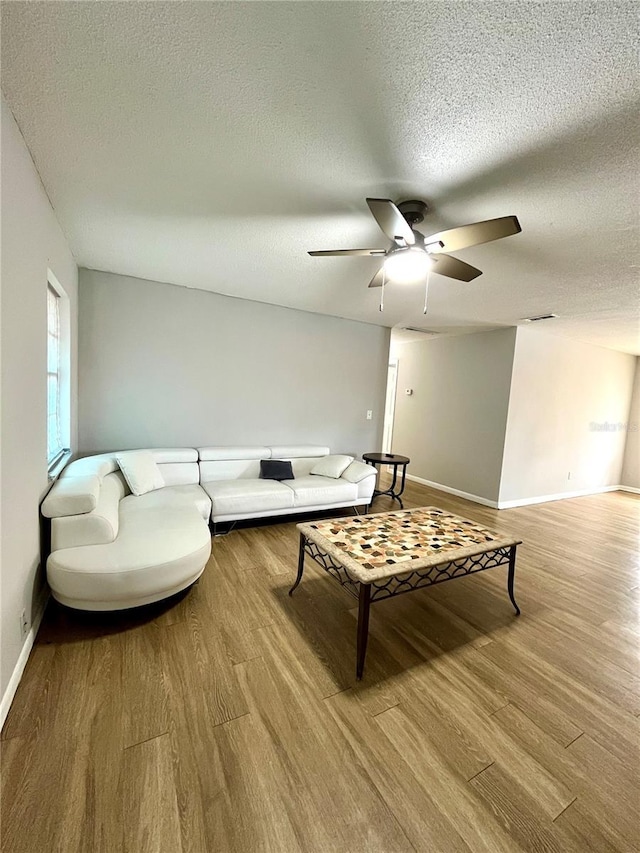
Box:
362 452 410 509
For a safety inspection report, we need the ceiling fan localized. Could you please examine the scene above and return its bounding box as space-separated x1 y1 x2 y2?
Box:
308 199 521 296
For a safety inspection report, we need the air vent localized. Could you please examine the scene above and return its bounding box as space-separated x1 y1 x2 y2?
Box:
401 327 440 335
522 313 557 323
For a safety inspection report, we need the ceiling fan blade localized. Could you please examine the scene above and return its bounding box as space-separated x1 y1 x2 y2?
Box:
308 248 387 257
366 198 415 246
368 267 385 288
424 216 521 253
431 253 482 282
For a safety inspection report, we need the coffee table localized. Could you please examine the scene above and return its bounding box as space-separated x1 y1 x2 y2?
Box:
289 507 521 679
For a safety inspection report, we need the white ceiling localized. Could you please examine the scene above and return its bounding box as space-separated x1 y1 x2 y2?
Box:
2 2 639 354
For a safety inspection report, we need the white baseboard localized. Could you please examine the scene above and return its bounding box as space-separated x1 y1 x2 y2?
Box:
497 485 621 509
405 474 499 508
405 475 633 510
0 594 48 732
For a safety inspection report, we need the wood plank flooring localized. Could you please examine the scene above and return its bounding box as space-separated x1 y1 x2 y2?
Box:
2 482 639 852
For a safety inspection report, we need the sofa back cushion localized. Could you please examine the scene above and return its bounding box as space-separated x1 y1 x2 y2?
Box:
272 447 331 479
280 457 320 478
61 449 200 487
60 453 120 480
198 446 269 482
268 445 330 459
198 445 331 482
149 448 199 486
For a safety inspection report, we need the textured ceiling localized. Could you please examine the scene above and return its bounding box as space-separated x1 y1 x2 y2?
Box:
2 1 639 353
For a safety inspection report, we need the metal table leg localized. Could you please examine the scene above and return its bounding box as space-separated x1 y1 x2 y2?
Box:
507 544 520 615
372 462 408 508
356 584 372 679
289 532 306 595
397 463 407 497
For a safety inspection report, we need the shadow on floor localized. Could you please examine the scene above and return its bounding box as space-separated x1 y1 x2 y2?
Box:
268 568 518 691
37 586 193 645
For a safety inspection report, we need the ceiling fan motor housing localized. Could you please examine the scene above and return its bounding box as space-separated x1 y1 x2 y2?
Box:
397 199 429 226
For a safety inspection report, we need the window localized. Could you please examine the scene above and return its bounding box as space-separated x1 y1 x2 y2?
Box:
47 275 70 469
47 284 63 463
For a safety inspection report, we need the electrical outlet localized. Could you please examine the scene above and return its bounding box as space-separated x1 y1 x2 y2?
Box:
366 410 373 420
20 609 28 637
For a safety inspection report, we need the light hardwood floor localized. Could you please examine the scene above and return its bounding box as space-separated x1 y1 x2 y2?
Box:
2 482 639 852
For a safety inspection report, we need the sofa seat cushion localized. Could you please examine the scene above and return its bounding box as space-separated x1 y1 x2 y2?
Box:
202 478 294 516
120 484 212 521
283 475 358 508
47 505 211 610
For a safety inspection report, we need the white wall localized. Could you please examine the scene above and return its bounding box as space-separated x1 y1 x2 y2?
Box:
499 327 636 504
78 270 389 458
1 94 78 719
620 356 640 490
392 328 517 503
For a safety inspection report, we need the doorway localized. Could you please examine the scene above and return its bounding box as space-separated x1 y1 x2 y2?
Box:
382 358 398 454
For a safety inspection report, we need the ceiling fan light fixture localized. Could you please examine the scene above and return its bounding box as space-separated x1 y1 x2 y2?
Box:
383 248 432 284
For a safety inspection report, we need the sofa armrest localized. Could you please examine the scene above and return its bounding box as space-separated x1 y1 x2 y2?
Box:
341 460 376 484
42 474 101 518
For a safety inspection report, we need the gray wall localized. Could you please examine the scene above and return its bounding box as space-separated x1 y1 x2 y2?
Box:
1 94 78 715
392 328 517 503
79 270 390 458
499 328 636 503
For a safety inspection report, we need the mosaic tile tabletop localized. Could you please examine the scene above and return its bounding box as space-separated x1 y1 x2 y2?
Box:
298 507 521 584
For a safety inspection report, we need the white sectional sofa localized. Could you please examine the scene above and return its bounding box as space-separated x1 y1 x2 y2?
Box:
42 445 376 611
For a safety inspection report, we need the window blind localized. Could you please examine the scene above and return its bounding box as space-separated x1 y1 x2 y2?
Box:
47 284 63 464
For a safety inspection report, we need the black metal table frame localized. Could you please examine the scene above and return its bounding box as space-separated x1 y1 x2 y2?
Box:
362 454 409 509
289 533 520 679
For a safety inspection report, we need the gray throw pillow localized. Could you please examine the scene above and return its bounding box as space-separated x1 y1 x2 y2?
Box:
260 459 294 481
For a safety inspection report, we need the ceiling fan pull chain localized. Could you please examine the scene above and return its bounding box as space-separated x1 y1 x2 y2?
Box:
379 268 386 312
423 270 430 314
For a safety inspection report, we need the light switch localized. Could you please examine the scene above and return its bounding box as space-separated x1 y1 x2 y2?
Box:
366 410 373 420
